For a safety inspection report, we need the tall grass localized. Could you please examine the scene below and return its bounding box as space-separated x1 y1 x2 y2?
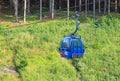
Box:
0 14 120 81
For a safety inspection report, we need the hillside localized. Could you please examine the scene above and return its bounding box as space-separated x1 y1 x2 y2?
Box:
0 14 120 81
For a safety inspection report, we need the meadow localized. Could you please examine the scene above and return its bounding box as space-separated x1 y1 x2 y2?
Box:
0 14 120 81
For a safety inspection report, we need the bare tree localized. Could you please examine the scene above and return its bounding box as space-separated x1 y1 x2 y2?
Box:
115 0 117 12
0 4 1 10
85 0 88 17
93 0 95 18
27 0 30 15
108 0 110 13
118 0 120 11
51 0 54 19
98 0 101 13
67 0 69 21
10 0 13 8
24 0 27 22
104 0 107 15
40 0 42 20
13 0 18 22
49 0 52 12
79 0 81 12
59 0 62 10
88 0 89 11
75 0 77 11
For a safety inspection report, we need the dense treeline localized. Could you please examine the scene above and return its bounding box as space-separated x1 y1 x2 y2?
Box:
0 0 120 22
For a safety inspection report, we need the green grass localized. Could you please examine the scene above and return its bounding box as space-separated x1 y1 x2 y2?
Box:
0 14 120 81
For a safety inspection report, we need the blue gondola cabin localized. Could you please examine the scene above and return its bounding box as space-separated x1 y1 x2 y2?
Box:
59 36 85 58
59 13 85 58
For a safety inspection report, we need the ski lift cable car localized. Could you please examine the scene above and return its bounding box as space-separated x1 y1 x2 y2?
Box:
59 13 85 58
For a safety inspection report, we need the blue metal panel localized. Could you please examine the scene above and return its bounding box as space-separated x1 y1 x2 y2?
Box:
59 36 85 58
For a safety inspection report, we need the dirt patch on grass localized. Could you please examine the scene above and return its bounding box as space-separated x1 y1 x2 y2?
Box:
3 66 17 74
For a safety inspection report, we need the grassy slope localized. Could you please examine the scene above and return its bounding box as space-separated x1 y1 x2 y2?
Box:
0 14 120 81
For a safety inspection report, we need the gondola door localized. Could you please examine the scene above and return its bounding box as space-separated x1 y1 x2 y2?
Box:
71 39 78 58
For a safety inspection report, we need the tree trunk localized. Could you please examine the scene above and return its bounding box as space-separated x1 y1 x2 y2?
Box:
27 0 30 15
49 0 52 12
88 0 89 11
59 0 62 10
104 0 107 15
51 0 54 19
10 0 13 8
118 0 120 10
115 0 117 12
40 0 42 20
75 0 77 11
13 0 18 22
98 0 101 13
67 0 69 21
43 0 46 7
108 0 110 13
0 0 2 10
0 5 1 11
24 0 27 22
93 0 95 18
79 0 81 12
85 0 87 17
